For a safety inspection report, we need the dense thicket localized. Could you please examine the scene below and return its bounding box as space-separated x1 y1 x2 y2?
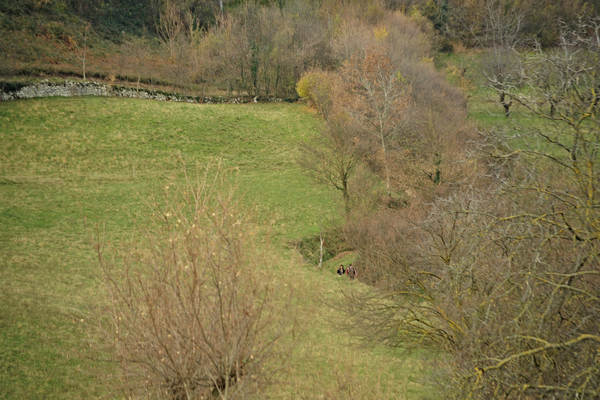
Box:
389 0 600 48
297 9 474 209
3 0 598 95
328 15 600 399
157 0 399 96
0 0 393 95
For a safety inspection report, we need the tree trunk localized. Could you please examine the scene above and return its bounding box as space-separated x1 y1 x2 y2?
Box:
82 25 88 81
318 232 324 269
503 101 512 117
380 133 391 196
274 64 280 98
342 176 350 215
500 92 511 117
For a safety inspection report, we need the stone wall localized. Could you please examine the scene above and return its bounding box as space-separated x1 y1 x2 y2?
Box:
0 80 289 104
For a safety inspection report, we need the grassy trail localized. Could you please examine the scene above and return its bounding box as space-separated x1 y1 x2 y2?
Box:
0 97 434 399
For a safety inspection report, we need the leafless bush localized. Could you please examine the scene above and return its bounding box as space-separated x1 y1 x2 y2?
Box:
298 111 366 215
97 166 280 399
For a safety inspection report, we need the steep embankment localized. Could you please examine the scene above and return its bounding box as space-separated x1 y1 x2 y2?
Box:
0 1 193 96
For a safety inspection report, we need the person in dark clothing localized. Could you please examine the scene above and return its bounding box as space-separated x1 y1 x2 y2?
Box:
336 264 345 276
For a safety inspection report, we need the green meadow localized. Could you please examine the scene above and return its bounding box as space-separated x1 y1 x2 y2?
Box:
0 97 435 399
437 51 571 157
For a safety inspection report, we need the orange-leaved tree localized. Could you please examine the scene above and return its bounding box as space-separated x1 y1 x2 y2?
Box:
339 47 411 197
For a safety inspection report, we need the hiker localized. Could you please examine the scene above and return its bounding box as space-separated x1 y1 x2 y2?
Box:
347 264 356 279
336 264 345 276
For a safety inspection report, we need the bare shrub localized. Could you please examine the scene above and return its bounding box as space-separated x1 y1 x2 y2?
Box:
298 110 366 215
97 166 279 399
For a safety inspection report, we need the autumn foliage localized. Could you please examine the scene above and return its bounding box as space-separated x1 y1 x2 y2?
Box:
334 17 600 400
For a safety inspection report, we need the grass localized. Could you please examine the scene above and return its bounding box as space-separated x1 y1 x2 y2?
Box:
438 50 575 157
0 97 435 398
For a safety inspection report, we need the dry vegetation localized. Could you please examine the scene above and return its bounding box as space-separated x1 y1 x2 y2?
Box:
297 11 474 210
297 9 600 400
3 1 600 399
98 166 282 399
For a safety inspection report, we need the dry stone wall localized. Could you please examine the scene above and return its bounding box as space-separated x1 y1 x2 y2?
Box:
0 80 288 104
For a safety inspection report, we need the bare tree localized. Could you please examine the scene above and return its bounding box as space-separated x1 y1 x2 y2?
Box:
81 22 89 80
157 0 186 59
299 113 365 215
340 48 411 197
98 165 280 399
478 0 525 116
497 18 600 124
71 21 91 80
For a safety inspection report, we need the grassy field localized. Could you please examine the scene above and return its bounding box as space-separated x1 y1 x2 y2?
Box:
437 50 567 156
0 97 435 399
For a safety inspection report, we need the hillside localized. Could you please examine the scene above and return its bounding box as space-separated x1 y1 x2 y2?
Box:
0 97 435 399
0 0 195 94
3 0 599 398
